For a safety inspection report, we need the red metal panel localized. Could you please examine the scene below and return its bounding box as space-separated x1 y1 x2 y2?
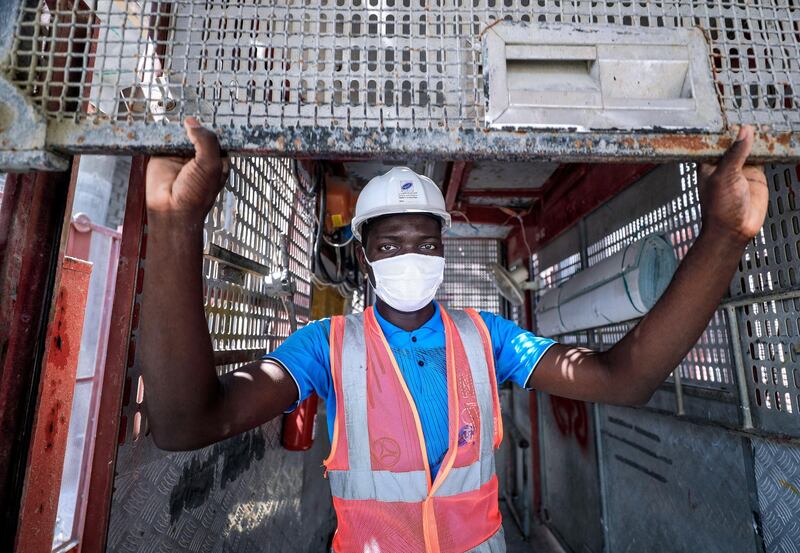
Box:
79 156 148 553
0 167 76 551
15 257 92 553
461 188 545 199
445 161 471 211
506 163 656 263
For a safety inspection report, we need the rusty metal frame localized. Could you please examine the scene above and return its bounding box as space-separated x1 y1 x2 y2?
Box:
79 156 147 553
46 124 800 163
0 163 76 551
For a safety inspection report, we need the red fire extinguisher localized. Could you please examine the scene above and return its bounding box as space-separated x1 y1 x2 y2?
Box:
281 393 319 451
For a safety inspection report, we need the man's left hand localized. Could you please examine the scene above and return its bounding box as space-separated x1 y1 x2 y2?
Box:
698 125 769 245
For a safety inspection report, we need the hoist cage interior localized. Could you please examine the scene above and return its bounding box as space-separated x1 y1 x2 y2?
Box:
1 0 800 170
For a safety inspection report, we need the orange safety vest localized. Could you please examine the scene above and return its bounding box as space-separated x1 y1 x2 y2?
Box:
324 306 506 553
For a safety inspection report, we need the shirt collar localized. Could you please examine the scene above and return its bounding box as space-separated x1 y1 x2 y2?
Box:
373 301 444 338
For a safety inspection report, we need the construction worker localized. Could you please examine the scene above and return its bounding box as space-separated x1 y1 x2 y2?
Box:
140 117 768 552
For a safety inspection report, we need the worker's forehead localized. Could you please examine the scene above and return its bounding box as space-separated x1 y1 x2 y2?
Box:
368 213 441 235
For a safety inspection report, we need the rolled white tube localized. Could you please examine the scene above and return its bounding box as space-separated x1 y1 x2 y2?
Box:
535 234 677 337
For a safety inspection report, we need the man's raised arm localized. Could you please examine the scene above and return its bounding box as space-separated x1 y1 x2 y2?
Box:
140 118 298 451
529 125 769 405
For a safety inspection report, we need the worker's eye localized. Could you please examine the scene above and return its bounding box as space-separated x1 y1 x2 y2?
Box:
419 243 437 250
378 244 397 252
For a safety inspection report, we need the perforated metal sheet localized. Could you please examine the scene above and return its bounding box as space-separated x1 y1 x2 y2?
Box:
203 157 313 371
535 164 735 398
731 164 800 299
436 238 505 314
731 163 800 436
3 0 799 163
736 295 800 434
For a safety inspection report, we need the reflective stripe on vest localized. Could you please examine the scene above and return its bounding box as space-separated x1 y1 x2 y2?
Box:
468 526 506 553
326 306 505 553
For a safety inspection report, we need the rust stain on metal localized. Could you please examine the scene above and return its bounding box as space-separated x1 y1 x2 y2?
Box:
15 257 92 553
778 479 800 496
479 17 505 39
641 133 726 152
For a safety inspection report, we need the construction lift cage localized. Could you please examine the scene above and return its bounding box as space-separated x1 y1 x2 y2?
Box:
1 1 799 553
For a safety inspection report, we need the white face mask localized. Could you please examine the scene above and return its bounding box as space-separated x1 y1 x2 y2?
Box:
366 253 445 312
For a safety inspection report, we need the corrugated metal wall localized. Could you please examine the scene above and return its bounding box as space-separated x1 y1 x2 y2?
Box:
534 163 800 552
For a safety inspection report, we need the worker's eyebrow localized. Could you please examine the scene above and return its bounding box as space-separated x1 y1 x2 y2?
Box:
375 234 440 240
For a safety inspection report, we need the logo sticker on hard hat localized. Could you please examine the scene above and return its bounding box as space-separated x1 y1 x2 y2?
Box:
398 181 419 202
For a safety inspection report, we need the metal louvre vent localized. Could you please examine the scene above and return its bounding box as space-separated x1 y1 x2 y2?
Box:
2 0 799 163
436 238 503 314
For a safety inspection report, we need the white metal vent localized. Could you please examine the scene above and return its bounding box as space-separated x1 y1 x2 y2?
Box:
484 23 723 131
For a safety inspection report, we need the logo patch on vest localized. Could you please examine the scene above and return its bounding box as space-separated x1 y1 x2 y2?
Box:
371 437 401 468
458 423 476 446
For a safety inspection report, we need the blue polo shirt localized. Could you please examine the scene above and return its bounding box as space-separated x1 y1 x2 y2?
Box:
265 302 556 477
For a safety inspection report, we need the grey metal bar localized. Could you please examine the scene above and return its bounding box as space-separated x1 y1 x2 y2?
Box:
593 402 611 553
206 243 271 276
725 305 754 431
723 287 800 309
673 368 686 416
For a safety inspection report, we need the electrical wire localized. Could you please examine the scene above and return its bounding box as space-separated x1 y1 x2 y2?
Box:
322 232 354 248
449 210 479 233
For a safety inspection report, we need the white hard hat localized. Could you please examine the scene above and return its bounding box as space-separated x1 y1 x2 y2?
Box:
351 167 452 241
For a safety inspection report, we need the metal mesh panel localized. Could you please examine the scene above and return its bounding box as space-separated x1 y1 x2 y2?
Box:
535 250 583 341
3 0 799 161
538 252 582 290
7 0 800 131
436 238 503 314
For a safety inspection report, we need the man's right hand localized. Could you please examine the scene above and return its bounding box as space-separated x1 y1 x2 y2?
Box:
146 117 229 222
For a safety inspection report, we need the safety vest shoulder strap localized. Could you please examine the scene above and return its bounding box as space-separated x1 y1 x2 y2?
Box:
448 308 504 448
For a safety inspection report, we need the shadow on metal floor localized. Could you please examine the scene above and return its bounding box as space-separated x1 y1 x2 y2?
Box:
501 501 566 553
